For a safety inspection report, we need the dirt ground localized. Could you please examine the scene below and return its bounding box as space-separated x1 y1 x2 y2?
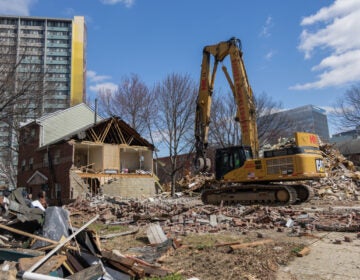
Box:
96 200 360 280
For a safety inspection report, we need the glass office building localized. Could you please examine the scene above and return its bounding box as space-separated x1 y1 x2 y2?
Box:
286 105 329 142
272 105 330 143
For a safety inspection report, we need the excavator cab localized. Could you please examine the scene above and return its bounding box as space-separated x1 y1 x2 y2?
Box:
215 146 253 180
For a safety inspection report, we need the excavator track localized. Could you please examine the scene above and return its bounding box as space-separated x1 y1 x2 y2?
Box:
293 184 314 203
201 182 300 206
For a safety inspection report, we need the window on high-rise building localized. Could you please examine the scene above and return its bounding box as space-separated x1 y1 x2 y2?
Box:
0 18 16 25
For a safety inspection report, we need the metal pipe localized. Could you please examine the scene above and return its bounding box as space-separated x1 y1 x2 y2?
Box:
94 98 98 124
22 271 64 280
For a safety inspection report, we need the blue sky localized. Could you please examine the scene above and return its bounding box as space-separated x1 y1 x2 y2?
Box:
1 0 360 135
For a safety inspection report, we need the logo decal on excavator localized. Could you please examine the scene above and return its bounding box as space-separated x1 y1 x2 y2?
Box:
315 159 324 172
309 134 317 145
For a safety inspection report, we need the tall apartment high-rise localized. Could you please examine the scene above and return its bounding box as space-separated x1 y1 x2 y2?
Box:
0 15 86 188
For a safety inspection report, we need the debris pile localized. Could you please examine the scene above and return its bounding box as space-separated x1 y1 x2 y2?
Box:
66 195 360 235
0 143 359 279
0 187 360 279
313 143 360 201
0 191 175 279
177 173 214 193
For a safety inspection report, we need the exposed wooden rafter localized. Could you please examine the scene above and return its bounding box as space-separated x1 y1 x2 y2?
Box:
99 118 113 143
113 119 127 144
88 128 100 142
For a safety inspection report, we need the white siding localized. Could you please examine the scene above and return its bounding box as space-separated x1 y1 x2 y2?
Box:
39 103 101 146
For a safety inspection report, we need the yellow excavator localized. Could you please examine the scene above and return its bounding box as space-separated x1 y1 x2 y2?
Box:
194 37 326 205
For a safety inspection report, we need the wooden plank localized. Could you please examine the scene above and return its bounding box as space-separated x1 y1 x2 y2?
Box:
146 223 167 244
101 250 135 267
66 252 85 272
297 247 311 257
36 255 67 274
19 255 67 274
135 263 170 277
0 224 78 251
230 239 274 250
107 260 136 278
63 262 75 275
0 234 9 241
66 264 104 280
125 254 170 277
19 256 43 271
103 251 145 278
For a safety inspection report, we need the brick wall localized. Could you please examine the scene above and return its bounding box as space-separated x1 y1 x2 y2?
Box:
102 176 156 198
17 123 74 205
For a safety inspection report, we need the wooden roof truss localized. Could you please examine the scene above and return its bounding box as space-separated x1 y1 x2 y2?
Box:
82 117 151 148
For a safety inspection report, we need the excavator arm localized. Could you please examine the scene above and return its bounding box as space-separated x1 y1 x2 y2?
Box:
194 37 258 172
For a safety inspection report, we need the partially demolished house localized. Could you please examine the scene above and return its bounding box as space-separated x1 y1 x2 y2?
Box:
17 103 155 205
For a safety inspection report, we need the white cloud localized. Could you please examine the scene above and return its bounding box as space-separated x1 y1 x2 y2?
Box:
293 0 360 90
301 0 360 26
265 50 275 60
290 49 360 90
89 82 118 93
100 0 134 8
259 16 273 38
319 106 336 114
87 70 117 93
87 70 112 83
0 0 36 16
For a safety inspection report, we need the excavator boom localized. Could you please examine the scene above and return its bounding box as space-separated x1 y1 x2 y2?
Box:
195 37 258 172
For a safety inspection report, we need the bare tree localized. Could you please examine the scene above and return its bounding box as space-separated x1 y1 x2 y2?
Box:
0 46 50 189
209 93 241 147
209 91 292 148
333 85 360 130
152 73 197 196
97 74 153 135
0 46 45 121
255 92 293 146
